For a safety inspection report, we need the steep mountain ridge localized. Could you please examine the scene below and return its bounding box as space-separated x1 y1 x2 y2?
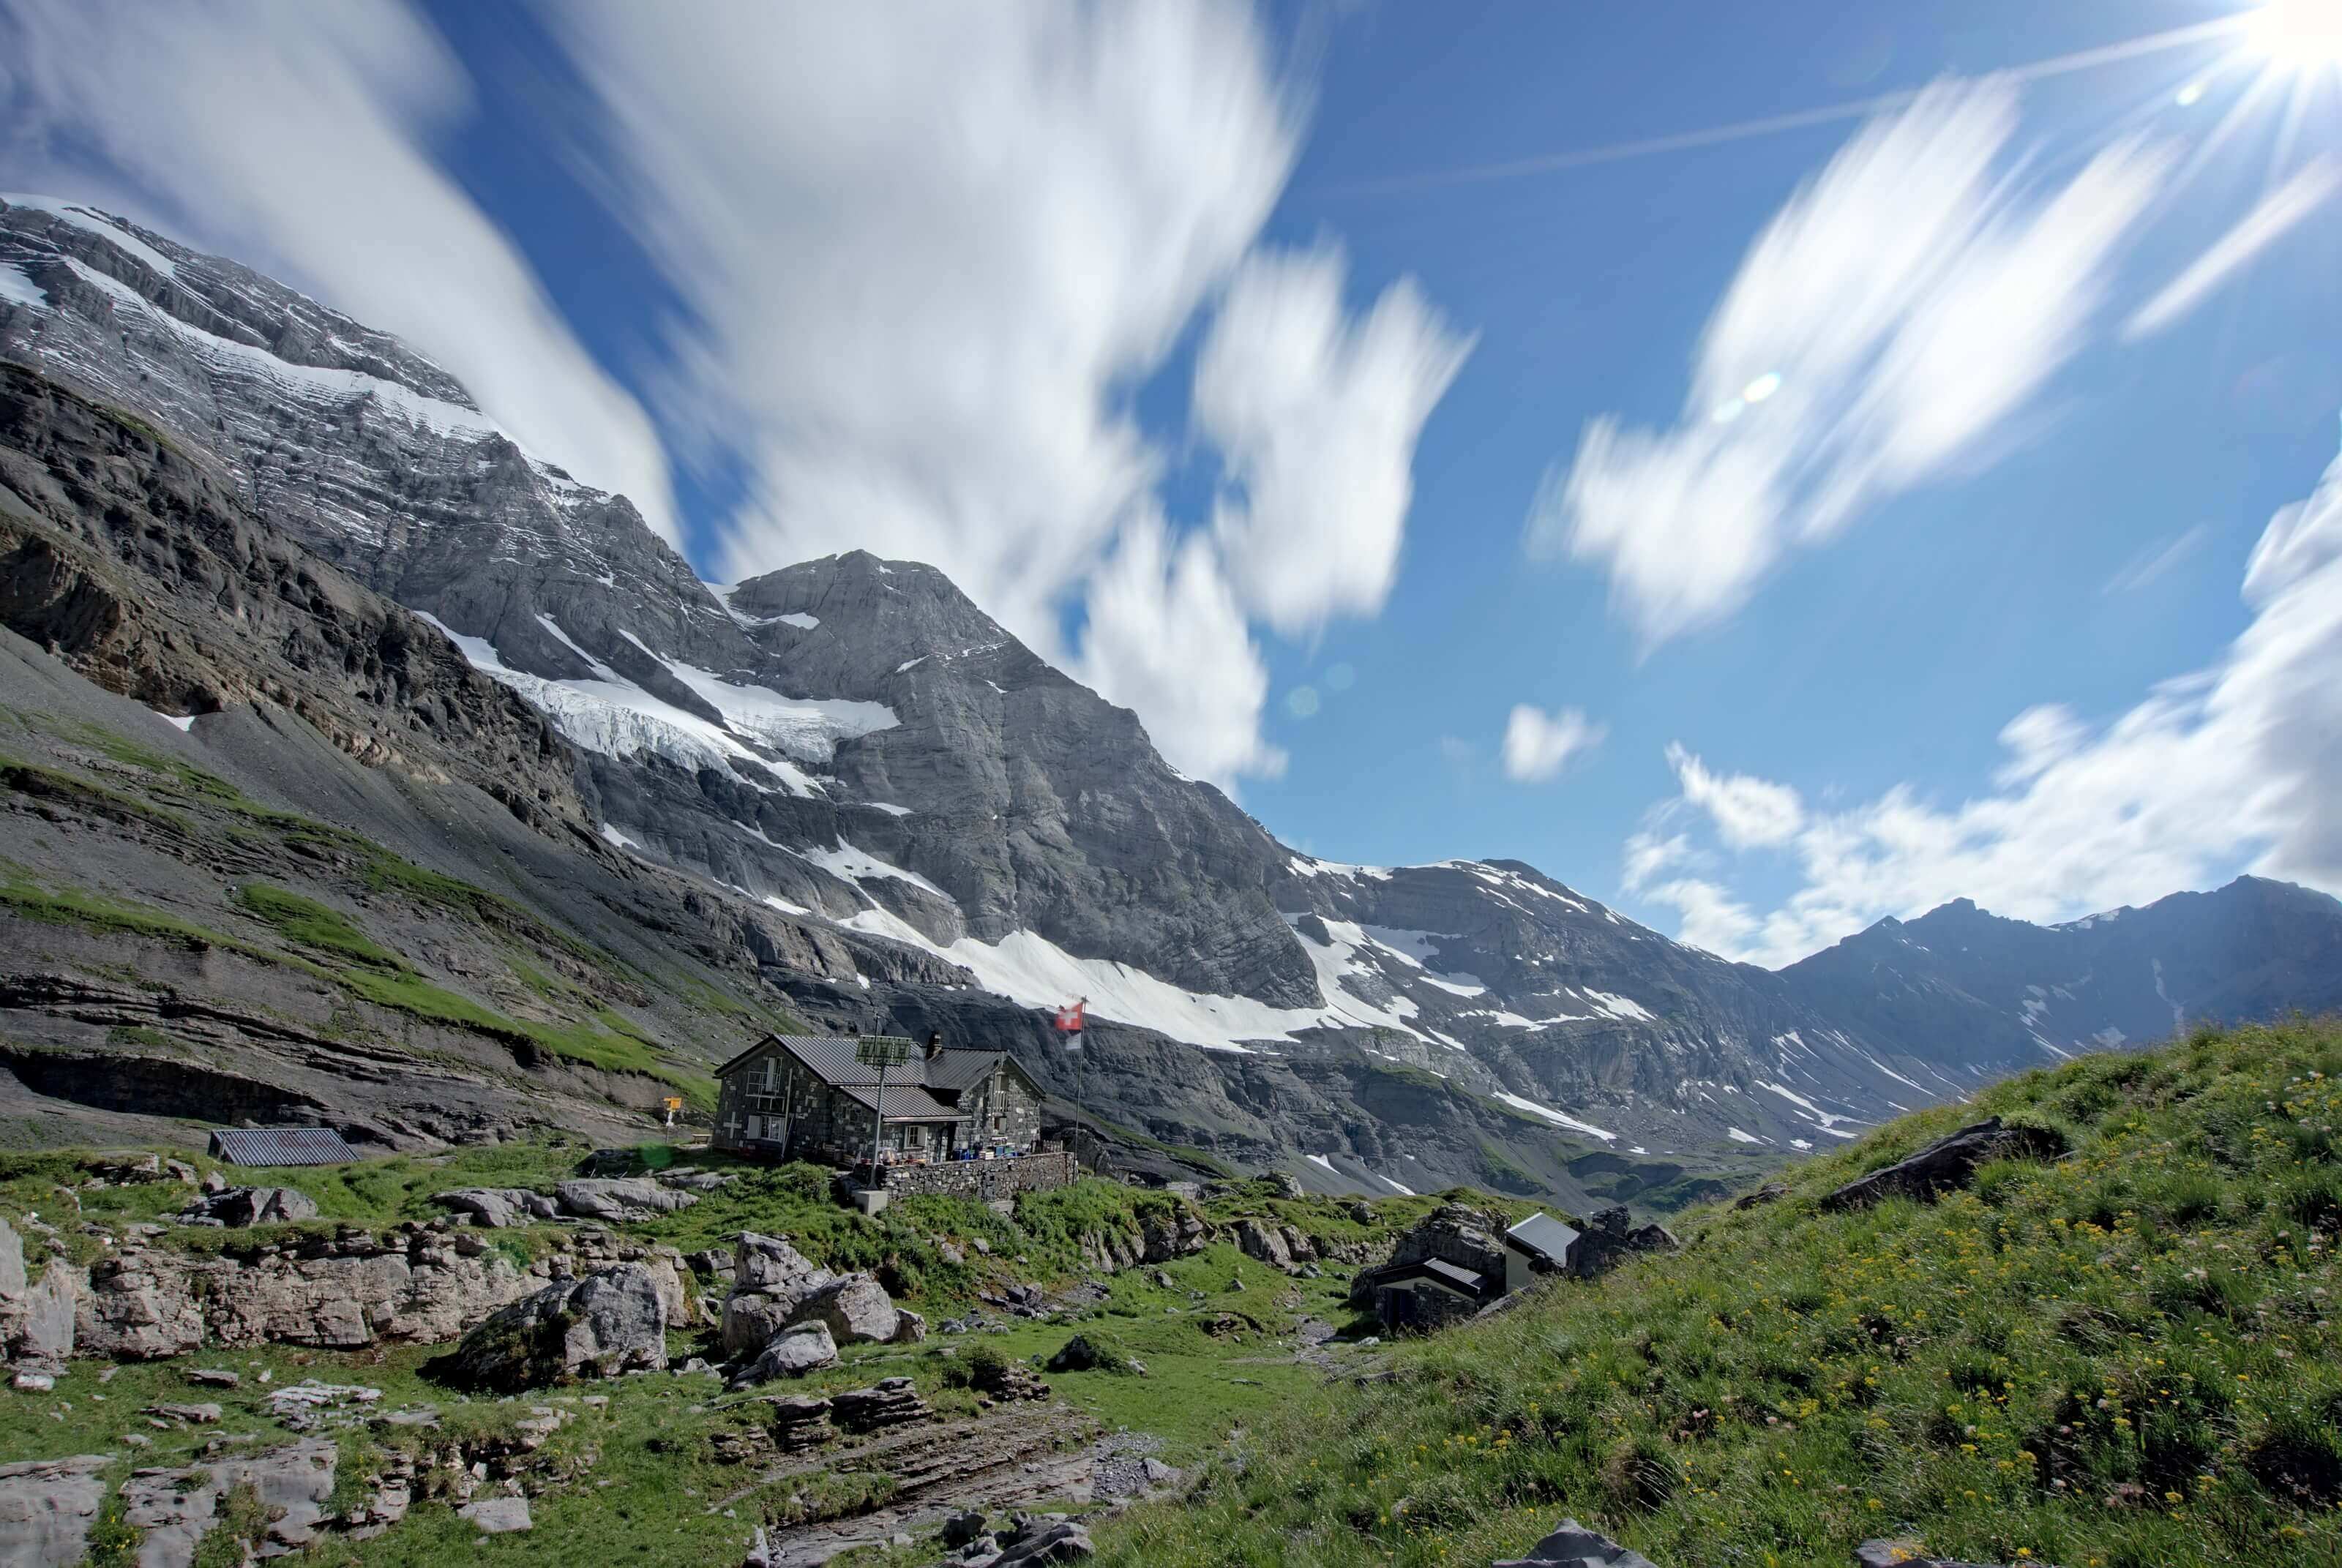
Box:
1780 875 2342 1075
1 194 2335 1198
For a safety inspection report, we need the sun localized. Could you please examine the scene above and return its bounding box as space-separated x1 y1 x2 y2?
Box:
2244 0 2342 70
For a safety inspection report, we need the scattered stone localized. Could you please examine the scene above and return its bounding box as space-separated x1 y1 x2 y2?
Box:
460 1496 534 1534
943 1509 988 1547
891 1308 928 1344
765 1394 836 1452
11 1372 53 1392
177 1185 318 1227
1265 1172 1304 1199
444 1264 670 1390
266 1382 381 1419
1733 1184 1788 1210
830 1376 930 1433
141 1403 222 1425
1150 1269 1175 1289
1851 1543 2017 1568
0 1454 108 1568
438 1188 561 1228
186 1368 241 1389
1046 1333 1140 1375
993 1520 1094 1564
1493 1517 1660 1567
726 1321 840 1389
1820 1119 2065 1212
553 1178 700 1223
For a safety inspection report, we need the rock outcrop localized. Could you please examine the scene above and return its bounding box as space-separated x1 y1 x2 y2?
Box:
78 1224 685 1359
437 1188 561 1228
443 1264 670 1390
722 1232 838 1356
554 1178 700 1222
119 1438 339 1568
0 1455 108 1568
1568 1206 1680 1279
793 1273 899 1345
176 1185 318 1226
1819 1119 2065 1212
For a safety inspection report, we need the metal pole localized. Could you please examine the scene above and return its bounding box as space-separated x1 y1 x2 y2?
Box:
870 1060 887 1178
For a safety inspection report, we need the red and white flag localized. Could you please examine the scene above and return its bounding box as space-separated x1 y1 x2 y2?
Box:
1053 999 1086 1048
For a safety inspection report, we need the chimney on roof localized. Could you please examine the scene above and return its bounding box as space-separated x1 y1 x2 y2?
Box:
847 1023 860 1038
925 1030 943 1060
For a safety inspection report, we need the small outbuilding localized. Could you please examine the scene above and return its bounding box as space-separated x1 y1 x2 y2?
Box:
208 1127 356 1166
1353 1204 1582 1332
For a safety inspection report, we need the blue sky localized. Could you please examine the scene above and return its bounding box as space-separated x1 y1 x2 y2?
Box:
5 0 2339 965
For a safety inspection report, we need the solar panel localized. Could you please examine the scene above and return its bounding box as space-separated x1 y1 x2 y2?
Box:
208 1127 356 1166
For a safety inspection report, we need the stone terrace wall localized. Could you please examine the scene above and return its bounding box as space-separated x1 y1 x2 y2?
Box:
867 1152 1077 1200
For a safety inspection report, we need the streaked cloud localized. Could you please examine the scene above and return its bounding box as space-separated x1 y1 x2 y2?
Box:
1633 440 2342 965
1527 79 2167 645
1501 704 1606 782
2124 157 2339 340
1666 743 1805 847
2101 525 2207 594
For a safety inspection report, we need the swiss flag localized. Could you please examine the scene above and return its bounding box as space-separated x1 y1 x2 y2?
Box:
1053 999 1086 1035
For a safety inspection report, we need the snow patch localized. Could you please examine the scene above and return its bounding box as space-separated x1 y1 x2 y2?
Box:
1376 1173 1416 1196
597 822 640 852
1304 1154 1336 1174
761 893 811 917
862 802 914 817
778 612 820 629
1726 1127 1767 1145
148 710 197 732
1579 989 1656 1023
1492 1091 1617 1141
3 194 179 277
798 840 949 899
0 263 48 308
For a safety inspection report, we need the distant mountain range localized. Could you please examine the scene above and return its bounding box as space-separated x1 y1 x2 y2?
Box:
2 192 2335 1204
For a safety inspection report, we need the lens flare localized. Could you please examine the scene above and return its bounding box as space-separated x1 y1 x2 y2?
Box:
2245 0 2342 70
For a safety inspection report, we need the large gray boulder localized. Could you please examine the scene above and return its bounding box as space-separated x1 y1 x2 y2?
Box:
789 1273 898 1345
443 1264 668 1390
1493 1518 1660 1567
0 1216 22 1297
726 1321 839 1389
555 1178 700 1222
1820 1119 2065 1212
0 1455 108 1568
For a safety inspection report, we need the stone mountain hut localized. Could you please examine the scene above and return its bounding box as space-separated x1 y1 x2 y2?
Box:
713 1030 1046 1167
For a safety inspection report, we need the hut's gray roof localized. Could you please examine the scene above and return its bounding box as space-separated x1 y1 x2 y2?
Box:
209 1127 356 1166
722 1034 1035 1098
837 1084 964 1122
1506 1212 1581 1264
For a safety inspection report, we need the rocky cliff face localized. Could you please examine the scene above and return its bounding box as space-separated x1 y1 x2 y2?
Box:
2 194 2333 1197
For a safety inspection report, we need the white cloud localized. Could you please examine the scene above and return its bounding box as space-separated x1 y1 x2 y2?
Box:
2124 157 2338 341
1636 442 2342 965
1527 79 2167 645
1620 828 1691 893
538 1 1459 784
1666 743 1805 847
1198 245 1472 636
1075 511 1283 789
1501 704 1605 782
2101 525 2207 594
0 0 681 541
547 0 1296 646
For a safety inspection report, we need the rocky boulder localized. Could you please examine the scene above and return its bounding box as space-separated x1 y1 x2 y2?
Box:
1494 1518 1659 1567
722 1232 839 1355
726 1321 839 1389
554 1177 700 1222
790 1273 899 1344
1568 1207 1680 1280
442 1264 668 1390
437 1188 561 1228
1820 1119 2065 1212
3 1252 78 1371
1234 1218 1294 1271
0 1455 108 1568
178 1185 318 1227
1139 1204 1211 1261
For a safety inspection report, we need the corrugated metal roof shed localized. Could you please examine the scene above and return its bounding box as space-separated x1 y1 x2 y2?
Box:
1506 1211 1581 1265
1418 1257 1488 1291
209 1127 356 1166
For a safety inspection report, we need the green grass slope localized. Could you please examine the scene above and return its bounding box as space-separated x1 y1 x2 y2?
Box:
1097 1019 2342 1568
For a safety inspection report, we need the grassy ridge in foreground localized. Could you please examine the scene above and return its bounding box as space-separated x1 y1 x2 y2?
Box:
1096 1019 2342 1568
